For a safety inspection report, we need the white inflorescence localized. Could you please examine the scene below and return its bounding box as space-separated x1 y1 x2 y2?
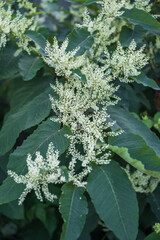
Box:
0 2 37 52
110 40 149 82
8 143 65 205
8 0 150 201
43 38 85 78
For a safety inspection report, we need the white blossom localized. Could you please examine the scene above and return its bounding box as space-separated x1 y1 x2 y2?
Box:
110 40 148 82
0 3 37 52
8 143 66 204
43 37 85 78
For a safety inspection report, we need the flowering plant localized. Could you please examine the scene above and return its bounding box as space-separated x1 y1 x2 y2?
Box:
0 0 160 239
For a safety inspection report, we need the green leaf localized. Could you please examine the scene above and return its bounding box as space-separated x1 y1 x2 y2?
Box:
82 0 100 6
67 28 94 56
25 30 46 55
72 69 87 83
59 183 88 240
0 42 20 81
0 177 24 206
108 133 160 178
21 220 50 240
0 119 70 204
108 106 160 158
131 72 160 90
119 25 146 47
144 232 160 240
78 202 98 240
5 76 52 116
121 8 160 31
108 106 160 177
87 162 139 240
18 54 43 81
0 84 53 157
0 200 24 220
147 186 160 221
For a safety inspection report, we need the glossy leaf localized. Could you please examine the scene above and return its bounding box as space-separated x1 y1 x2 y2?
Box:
67 28 94 56
147 187 160 221
132 72 160 90
0 42 20 80
82 0 100 6
87 162 139 240
144 232 160 240
25 30 46 55
0 86 52 157
60 183 88 240
108 133 160 178
0 120 70 204
18 54 43 81
119 25 146 47
108 106 160 158
0 200 24 220
122 8 160 31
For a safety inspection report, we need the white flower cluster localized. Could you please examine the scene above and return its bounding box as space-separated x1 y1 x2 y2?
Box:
0 3 36 52
77 0 153 54
110 40 148 82
8 143 65 205
43 38 85 78
45 40 122 186
125 166 160 193
8 0 150 200
126 0 152 12
17 0 37 14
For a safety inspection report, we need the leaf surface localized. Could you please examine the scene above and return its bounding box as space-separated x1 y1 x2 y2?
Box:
0 120 70 204
67 28 94 56
60 183 88 240
0 86 52 157
87 162 139 240
122 8 160 31
18 54 43 81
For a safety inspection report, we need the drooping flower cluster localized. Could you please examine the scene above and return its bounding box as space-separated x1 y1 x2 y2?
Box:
8 143 66 205
0 2 37 52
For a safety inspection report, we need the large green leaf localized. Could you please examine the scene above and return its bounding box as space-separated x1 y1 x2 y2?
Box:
144 232 160 240
0 119 70 204
59 183 88 240
108 106 160 177
108 106 160 158
87 162 139 240
0 200 24 220
78 202 98 240
132 72 160 90
119 25 146 47
67 28 94 56
5 76 52 117
82 0 100 6
0 80 53 157
147 187 160 221
25 30 46 55
0 42 20 80
122 8 160 31
108 133 160 178
18 54 43 81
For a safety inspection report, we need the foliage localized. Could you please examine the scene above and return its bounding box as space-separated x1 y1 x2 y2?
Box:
0 0 160 239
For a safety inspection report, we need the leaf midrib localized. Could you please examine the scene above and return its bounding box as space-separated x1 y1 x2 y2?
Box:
100 166 129 240
63 186 77 239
